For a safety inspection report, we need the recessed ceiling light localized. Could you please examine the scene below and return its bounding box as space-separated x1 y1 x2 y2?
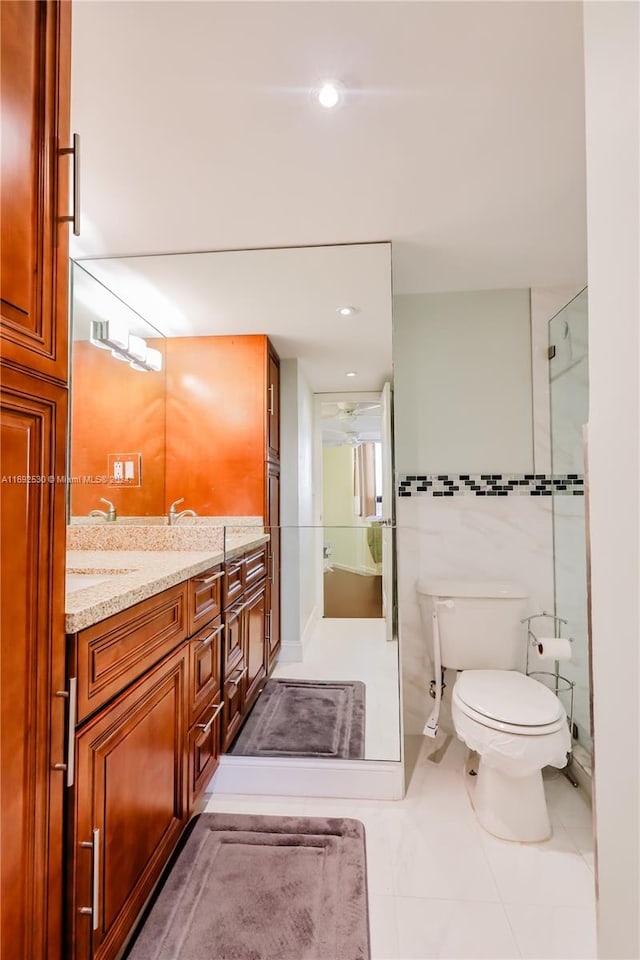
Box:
315 80 343 109
346 371 357 377
337 305 360 317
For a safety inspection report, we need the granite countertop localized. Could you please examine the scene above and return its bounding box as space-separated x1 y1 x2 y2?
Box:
66 533 269 633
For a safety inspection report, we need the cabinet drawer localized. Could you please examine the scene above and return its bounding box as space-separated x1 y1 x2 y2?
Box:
73 583 189 724
188 692 223 812
188 564 223 634
223 557 245 606
222 658 247 751
244 543 267 589
187 618 222 727
222 601 244 671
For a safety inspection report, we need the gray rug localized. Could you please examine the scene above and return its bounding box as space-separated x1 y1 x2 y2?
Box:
127 813 371 960
230 679 365 759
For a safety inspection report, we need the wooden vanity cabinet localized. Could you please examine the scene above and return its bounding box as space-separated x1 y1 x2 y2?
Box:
220 543 268 750
66 563 224 960
69 646 188 960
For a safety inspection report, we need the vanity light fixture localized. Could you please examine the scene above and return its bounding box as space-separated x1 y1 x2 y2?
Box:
315 80 344 109
337 305 359 317
346 371 358 378
90 318 128 352
127 334 148 363
131 346 163 373
90 320 163 372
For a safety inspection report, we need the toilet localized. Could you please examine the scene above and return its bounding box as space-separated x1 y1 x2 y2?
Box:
417 579 571 842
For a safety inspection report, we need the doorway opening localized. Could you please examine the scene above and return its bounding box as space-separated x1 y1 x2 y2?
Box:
317 389 393 625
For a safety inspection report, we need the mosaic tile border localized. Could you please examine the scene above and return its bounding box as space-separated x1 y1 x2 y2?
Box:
398 473 585 497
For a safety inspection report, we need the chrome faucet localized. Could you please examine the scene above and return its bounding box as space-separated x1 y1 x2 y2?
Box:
89 498 117 522
168 498 197 525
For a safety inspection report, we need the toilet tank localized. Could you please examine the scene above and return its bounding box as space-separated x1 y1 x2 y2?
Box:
417 579 528 671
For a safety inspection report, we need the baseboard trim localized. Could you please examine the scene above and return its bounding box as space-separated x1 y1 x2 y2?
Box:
278 605 318 662
331 563 380 577
208 755 405 800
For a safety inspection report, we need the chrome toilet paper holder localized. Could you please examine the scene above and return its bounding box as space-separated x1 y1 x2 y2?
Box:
521 612 578 787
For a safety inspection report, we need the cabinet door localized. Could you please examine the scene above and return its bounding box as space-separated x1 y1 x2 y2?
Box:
244 582 267 711
222 600 244 670
187 619 223 726
266 343 280 462
222 658 246 752
0 0 71 382
187 692 223 813
266 461 281 669
0 370 68 960
70 647 188 960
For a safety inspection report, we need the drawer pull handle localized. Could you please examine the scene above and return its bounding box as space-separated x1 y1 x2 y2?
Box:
199 624 223 646
195 571 223 586
226 600 248 621
54 677 76 787
78 828 100 930
196 701 224 735
228 666 248 691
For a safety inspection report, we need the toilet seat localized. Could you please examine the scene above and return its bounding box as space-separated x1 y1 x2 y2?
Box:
453 670 567 736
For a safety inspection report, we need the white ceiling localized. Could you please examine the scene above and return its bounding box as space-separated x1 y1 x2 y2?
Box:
74 243 393 390
71 1 587 293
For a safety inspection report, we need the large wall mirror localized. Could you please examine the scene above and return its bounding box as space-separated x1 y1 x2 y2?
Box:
69 242 400 761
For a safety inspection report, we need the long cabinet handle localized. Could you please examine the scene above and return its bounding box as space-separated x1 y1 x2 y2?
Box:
228 666 248 690
54 677 76 786
196 701 224 735
199 624 224 646
268 383 275 416
195 571 223 586
226 599 249 619
78 828 100 930
60 133 81 236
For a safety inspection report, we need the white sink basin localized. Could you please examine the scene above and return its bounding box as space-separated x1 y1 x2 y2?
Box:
66 568 135 593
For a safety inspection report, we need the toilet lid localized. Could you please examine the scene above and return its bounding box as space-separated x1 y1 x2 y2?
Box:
455 670 564 726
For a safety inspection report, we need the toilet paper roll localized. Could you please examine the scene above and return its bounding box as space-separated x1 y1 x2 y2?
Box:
533 637 572 661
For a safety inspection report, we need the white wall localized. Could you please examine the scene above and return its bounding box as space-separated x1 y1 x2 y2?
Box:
583 5 640 957
394 290 533 475
394 288 557 734
280 359 318 659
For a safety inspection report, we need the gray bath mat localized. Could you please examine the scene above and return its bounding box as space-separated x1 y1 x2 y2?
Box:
231 678 365 759
126 813 371 960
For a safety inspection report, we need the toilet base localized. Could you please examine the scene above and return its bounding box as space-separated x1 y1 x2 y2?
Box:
472 761 552 842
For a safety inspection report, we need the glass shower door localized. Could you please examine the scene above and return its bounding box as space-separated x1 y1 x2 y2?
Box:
549 288 591 760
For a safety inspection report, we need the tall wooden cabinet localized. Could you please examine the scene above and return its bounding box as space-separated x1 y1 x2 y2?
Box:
0 4 72 959
165 334 281 667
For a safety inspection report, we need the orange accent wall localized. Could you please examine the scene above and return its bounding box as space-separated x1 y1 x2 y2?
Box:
70 340 166 516
165 336 267 516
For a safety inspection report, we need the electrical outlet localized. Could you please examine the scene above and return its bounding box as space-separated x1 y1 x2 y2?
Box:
108 453 142 486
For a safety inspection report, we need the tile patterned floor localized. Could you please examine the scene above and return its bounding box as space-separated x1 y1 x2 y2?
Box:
205 735 596 959
272 617 401 761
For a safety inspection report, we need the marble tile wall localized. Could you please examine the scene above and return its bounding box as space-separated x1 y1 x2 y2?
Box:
397 495 555 735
